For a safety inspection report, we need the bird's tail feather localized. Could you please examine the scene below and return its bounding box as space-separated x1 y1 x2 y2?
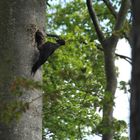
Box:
31 61 41 75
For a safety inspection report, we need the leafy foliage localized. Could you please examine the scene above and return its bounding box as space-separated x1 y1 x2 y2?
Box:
43 0 128 139
43 34 105 139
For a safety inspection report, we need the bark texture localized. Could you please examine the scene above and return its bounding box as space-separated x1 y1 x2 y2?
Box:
130 1 140 140
0 0 45 140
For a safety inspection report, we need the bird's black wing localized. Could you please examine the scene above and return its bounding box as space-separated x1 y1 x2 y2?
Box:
31 42 60 74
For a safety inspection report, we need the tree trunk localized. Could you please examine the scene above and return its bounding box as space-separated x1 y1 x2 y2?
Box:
86 1 128 139
0 1 45 140
102 39 117 140
130 1 140 140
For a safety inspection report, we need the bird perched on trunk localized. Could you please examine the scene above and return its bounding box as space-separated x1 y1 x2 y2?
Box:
31 30 65 75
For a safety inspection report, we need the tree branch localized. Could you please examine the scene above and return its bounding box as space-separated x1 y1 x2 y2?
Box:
115 53 132 64
97 46 132 64
103 0 131 44
103 0 117 19
86 0 105 44
114 0 130 31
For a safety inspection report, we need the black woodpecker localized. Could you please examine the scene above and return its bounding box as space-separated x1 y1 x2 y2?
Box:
31 30 65 75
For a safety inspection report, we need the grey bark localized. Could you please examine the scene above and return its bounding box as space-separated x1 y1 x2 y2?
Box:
130 1 140 140
0 0 45 140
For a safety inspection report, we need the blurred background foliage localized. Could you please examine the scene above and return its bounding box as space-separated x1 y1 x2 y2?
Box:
42 0 128 139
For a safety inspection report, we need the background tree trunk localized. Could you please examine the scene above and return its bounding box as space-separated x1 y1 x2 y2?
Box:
86 1 129 139
102 39 117 140
0 0 45 140
130 1 140 140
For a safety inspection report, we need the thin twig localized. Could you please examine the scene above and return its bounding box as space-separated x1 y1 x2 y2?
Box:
115 53 132 64
97 46 132 64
